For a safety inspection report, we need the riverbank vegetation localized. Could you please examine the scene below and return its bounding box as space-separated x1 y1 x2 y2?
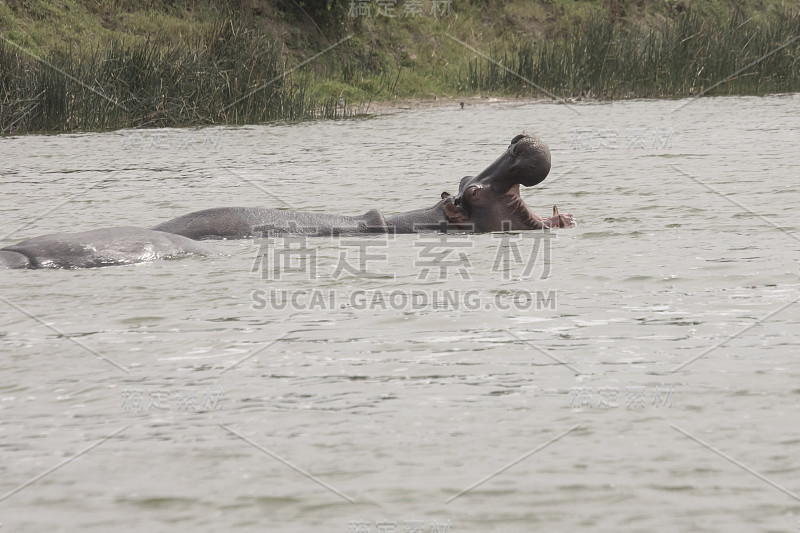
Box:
459 9 800 98
1 0 798 133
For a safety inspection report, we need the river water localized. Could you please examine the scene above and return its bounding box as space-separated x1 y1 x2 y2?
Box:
1 95 799 532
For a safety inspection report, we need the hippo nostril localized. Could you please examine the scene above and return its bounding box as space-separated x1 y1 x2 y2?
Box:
510 134 526 145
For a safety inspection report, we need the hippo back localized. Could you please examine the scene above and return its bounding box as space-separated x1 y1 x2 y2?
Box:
2 227 215 269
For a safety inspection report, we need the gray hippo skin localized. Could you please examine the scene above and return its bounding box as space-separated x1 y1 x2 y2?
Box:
436 133 575 232
153 207 388 240
388 134 574 232
0 250 31 269
153 134 574 240
1 226 216 269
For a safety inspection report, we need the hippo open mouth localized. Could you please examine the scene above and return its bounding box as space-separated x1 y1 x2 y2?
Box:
150 133 574 239
2 134 574 270
440 134 573 231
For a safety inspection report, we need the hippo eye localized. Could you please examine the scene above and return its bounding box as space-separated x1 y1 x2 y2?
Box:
510 134 525 145
457 185 484 209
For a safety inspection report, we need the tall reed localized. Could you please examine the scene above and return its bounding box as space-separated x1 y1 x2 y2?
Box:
0 21 366 134
456 10 800 99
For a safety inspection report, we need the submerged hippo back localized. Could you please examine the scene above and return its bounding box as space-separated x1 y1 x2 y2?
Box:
153 207 388 240
2 226 215 269
0 250 31 269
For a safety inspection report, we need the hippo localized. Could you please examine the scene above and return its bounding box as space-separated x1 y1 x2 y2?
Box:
388 134 573 232
0 227 216 269
153 207 390 240
2 135 573 270
153 134 574 239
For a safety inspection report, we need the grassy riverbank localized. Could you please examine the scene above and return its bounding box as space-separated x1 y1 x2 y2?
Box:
1 0 798 133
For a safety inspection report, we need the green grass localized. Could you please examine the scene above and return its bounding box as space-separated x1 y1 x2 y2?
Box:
0 21 370 133
0 0 798 134
456 10 800 98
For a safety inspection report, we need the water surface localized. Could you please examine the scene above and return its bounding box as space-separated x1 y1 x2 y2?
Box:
1 95 799 532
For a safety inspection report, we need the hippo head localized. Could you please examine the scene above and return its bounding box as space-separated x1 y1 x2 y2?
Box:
441 134 554 232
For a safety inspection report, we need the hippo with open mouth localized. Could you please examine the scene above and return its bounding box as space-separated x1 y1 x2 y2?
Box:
1 135 574 269
153 134 574 239
387 134 574 233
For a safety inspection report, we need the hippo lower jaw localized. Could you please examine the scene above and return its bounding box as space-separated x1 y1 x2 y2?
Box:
501 187 547 230
502 189 574 230
510 197 575 229
442 184 575 232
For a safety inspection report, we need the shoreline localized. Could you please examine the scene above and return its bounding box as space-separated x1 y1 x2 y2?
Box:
6 92 799 137
3 2 799 135
363 95 553 115
2 4 797 135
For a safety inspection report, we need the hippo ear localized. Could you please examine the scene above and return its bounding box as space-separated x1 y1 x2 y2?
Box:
457 176 473 193
444 203 470 224
441 191 452 199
